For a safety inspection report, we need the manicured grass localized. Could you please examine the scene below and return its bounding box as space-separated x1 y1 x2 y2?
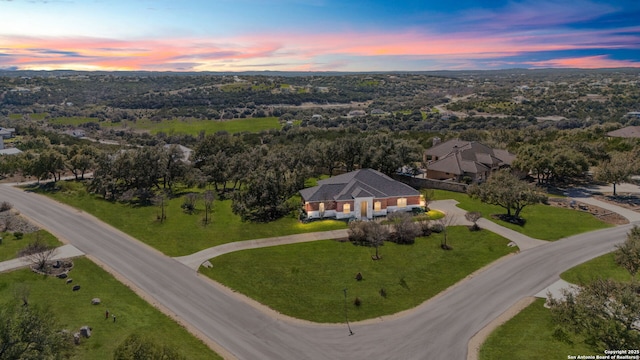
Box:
0 230 61 262
0 257 220 360
561 252 632 285
202 227 516 322
49 116 97 126
42 181 347 256
479 298 597 359
432 190 611 240
8 114 22 120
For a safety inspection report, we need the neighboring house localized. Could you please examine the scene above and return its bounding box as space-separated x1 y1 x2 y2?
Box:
424 139 515 183
347 110 366 117
0 127 16 139
0 137 22 155
300 168 422 221
607 126 640 139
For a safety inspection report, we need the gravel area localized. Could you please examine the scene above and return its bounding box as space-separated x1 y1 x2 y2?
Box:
0 209 40 234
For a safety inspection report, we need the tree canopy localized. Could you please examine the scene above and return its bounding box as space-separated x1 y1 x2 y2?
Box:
467 169 547 219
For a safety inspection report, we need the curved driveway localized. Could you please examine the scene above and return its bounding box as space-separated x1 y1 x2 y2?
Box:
0 184 636 360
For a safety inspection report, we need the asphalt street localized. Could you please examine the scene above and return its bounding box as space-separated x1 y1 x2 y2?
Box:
0 184 635 360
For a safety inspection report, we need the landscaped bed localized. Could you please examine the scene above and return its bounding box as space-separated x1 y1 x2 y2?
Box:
202 226 517 323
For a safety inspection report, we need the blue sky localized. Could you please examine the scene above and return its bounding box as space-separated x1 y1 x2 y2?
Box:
0 0 639 71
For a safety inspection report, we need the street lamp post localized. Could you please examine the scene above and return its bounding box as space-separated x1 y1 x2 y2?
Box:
343 288 354 336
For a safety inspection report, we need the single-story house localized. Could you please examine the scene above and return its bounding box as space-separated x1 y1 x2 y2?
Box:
0 127 16 139
0 137 21 155
300 168 423 220
424 138 515 183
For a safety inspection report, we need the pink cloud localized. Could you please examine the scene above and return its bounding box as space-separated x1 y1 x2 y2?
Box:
523 55 640 69
1 25 639 71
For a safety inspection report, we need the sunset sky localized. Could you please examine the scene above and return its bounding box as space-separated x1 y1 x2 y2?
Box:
1 0 639 72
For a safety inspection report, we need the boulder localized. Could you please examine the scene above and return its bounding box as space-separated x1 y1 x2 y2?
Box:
79 326 91 338
91 298 101 305
73 332 81 345
66 278 72 284
72 285 81 291
57 273 68 279
202 260 213 268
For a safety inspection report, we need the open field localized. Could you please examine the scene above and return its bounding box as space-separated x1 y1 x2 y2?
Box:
432 190 611 240
41 181 347 256
479 298 597 359
123 117 282 135
202 227 516 322
47 116 283 135
0 229 61 262
0 257 220 359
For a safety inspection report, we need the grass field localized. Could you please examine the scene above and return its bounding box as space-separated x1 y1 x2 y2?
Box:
561 252 632 285
479 298 596 359
42 181 347 256
0 257 220 359
432 190 611 240
202 227 516 322
118 117 282 135
49 116 98 126
0 230 61 262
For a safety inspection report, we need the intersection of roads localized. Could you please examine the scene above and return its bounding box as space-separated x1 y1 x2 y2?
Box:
0 183 637 360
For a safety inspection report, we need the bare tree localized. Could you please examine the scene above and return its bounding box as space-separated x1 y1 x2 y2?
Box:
19 240 57 272
348 220 388 259
388 212 421 244
465 211 482 231
153 193 167 223
433 215 455 250
203 190 215 225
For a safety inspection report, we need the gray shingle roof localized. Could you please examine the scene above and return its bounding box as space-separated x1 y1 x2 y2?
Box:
300 169 419 202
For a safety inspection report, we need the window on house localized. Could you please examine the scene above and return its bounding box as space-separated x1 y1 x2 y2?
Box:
343 203 351 213
374 201 381 211
397 198 407 208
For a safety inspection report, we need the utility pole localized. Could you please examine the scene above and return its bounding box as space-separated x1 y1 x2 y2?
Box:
343 288 354 336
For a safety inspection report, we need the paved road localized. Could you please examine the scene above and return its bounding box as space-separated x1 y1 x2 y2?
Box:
1 184 636 359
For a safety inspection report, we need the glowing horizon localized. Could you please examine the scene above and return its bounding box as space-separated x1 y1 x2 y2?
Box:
1 0 639 72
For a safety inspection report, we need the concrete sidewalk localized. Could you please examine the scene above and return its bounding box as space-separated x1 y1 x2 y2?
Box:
432 199 548 251
174 229 349 271
174 199 549 271
0 244 84 273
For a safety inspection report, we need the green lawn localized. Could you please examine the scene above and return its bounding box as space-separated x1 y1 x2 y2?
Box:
561 252 632 285
49 116 97 126
0 257 220 359
42 181 347 256
0 230 61 262
202 227 516 322
479 299 597 359
432 190 611 240
47 116 283 135
124 117 282 135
